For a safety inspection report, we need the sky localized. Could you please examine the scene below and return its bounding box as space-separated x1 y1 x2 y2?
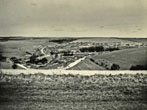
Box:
0 0 147 37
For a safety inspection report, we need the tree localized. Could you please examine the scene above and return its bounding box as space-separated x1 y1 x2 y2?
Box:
12 64 17 69
111 64 120 70
80 46 104 52
105 47 119 51
10 57 22 63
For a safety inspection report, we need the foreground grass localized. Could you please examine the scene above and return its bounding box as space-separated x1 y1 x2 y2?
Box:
0 73 147 110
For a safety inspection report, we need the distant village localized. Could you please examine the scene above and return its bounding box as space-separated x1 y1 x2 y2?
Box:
9 40 147 69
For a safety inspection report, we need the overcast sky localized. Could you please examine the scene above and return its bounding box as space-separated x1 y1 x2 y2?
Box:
0 0 147 37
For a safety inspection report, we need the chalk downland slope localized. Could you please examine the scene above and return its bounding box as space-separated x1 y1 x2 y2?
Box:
118 38 147 45
70 58 105 70
72 37 135 44
71 47 147 70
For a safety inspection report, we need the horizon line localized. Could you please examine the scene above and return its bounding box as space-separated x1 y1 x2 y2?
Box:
0 36 147 39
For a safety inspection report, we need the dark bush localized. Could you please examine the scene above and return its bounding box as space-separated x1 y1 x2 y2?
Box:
63 51 73 56
28 55 48 64
130 65 147 70
0 54 6 61
39 58 48 64
105 47 120 51
111 64 120 70
10 57 22 63
12 64 17 69
49 38 77 44
90 58 95 62
80 46 104 52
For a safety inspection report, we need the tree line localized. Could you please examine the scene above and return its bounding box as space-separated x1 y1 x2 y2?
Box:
80 46 119 52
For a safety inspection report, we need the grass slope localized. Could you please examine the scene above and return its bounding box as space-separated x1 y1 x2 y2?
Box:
0 38 55 58
0 73 147 110
118 38 147 45
73 47 147 70
70 58 105 70
93 47 147 70
73 37 135 44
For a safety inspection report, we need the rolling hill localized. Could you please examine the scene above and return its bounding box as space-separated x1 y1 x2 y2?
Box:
71 47 147 70
70 58 105 70
72 37 136 44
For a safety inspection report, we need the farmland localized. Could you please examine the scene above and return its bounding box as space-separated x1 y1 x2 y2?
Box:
0 37 56 58
72 47 147 70
73 37 135 44
118 38 147 45
0 37 147 70
0 72 147 110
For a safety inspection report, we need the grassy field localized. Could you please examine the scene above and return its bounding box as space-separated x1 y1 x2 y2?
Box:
0 38 57 69
93 47 147 70
72 37 135 43
0 72 147 110
1 37 147 59
72 47 147 70
1 37 147 70
71 58 105 70
118 38 147 45
0 38 56 58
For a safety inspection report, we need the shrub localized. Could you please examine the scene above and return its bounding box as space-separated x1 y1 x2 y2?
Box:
12 64 17 69
80 46 104 52
0 54 6 61
105 47 120 51
130 65 147 70
111 64 120 70
90 58 94 62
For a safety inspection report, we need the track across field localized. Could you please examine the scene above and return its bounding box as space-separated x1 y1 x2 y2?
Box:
0 69 146 75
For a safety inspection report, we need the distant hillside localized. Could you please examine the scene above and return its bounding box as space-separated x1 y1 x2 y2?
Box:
71 47 147 70
72 37 135 44
118 38 147 44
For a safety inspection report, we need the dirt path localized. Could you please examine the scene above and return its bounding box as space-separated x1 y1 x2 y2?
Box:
16 64 29 70
1 69 146 76
64 57 86 69
41 46 46 55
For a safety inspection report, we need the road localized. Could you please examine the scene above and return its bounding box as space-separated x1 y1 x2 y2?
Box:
8 46 86 70
16 63 29 70
41 46 46 55
37 46 51 60
40 46 87 70
7 58 29 70
15 46 49 69
64 57 86 69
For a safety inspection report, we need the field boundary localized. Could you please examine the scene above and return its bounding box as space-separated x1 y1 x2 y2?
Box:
0 69 146 75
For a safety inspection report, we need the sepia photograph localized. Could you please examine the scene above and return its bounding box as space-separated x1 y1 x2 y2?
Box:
0 0 147 110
